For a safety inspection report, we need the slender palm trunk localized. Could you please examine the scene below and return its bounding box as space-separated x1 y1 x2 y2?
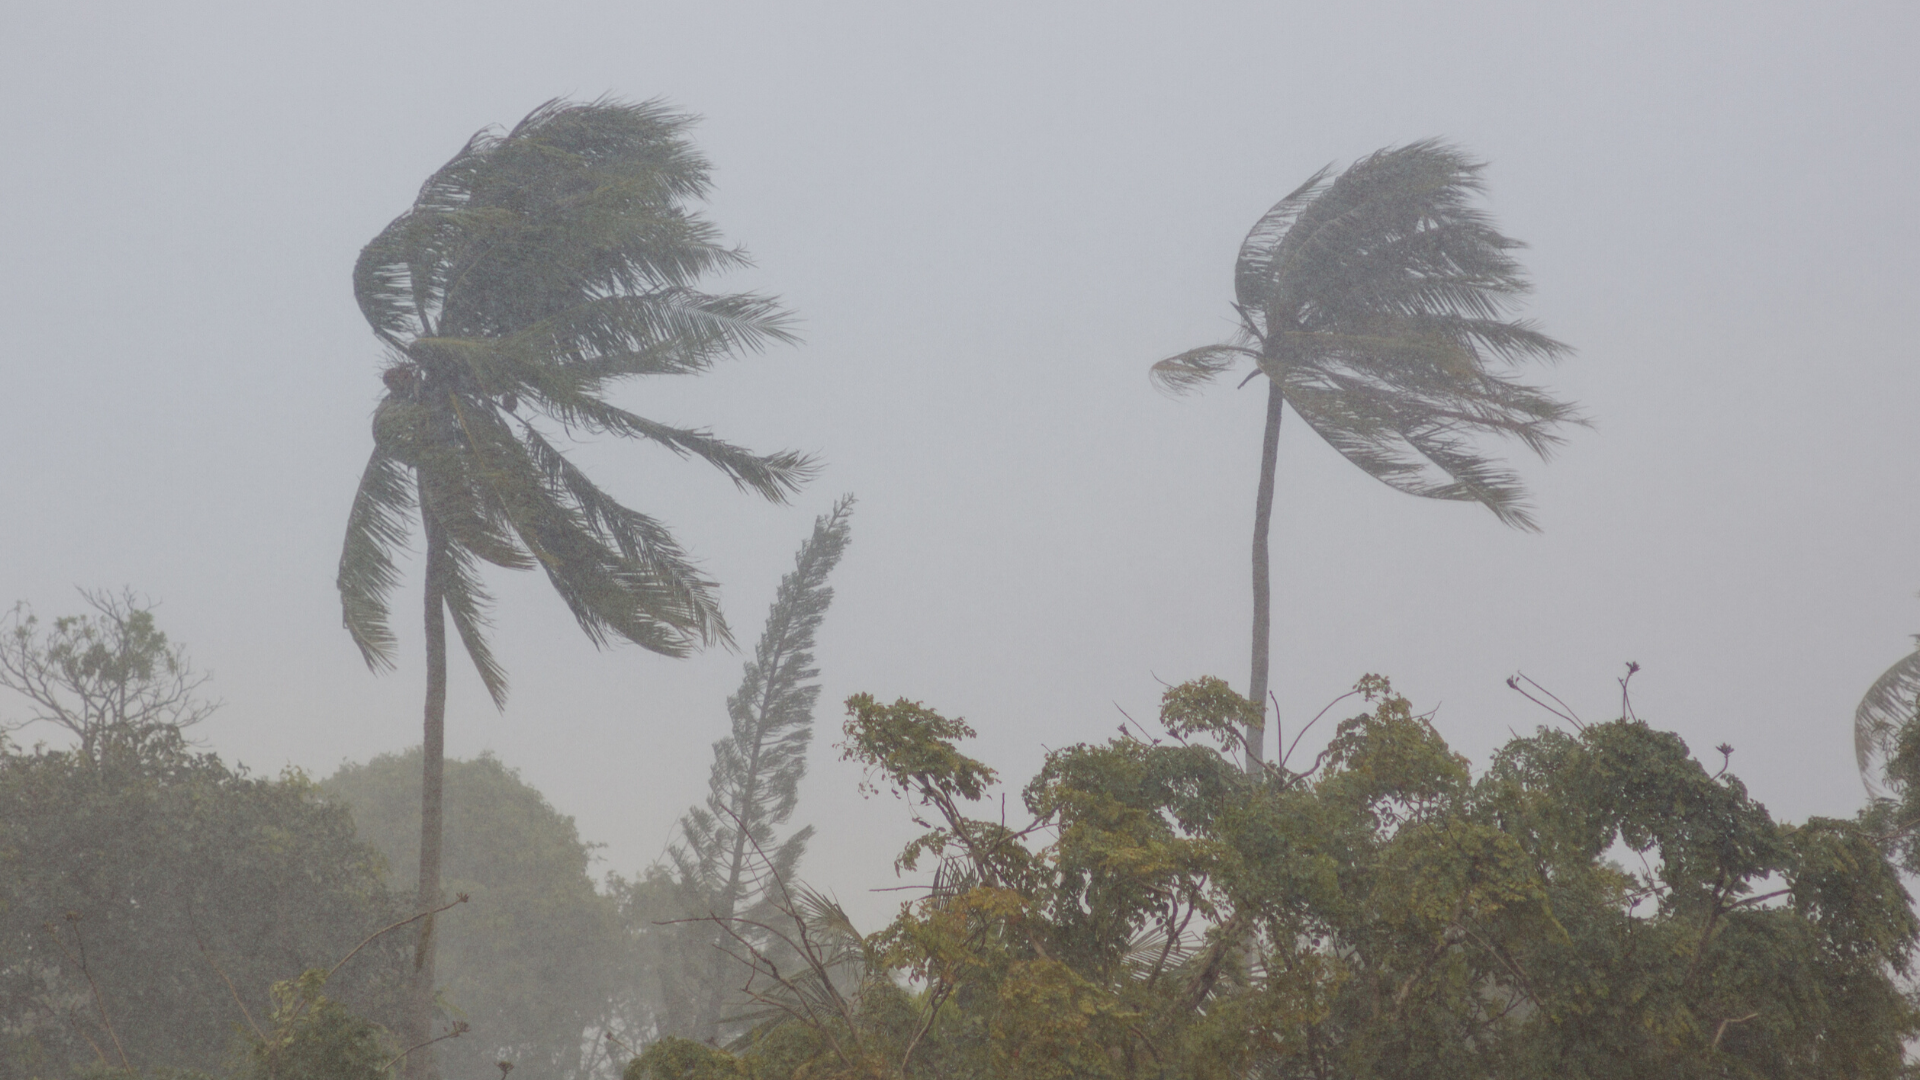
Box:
405 509 449 1080
1246 381 1284 774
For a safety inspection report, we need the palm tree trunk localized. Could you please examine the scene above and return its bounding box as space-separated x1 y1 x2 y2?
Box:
405 508 449 1080
1246 380 1284 774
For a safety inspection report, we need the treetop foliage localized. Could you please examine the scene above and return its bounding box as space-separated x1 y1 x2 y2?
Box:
0 728 403 1078
0 589 217 764
640 679 1919 1080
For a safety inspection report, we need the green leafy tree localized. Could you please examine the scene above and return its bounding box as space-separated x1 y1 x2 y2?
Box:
611 498 855 1048
324 749 625 1080
0 589 217 765
335 97 812 1071
1152 142 1580 770
641 678 1919 1079
0 735 402 1076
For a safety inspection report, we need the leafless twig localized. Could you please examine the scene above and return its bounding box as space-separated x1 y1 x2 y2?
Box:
1505 672 1584 731
330 894 470 980
381 1019 470 1073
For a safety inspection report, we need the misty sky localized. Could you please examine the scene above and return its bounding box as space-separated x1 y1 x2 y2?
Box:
4 0 1916 925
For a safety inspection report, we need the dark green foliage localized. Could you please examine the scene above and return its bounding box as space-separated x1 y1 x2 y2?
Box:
0 735 402 1077
322 749 625 1080
239 969 391 1080
644 678 1918 1079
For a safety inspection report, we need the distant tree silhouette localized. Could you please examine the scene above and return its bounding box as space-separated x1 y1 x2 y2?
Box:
641 497 853 1044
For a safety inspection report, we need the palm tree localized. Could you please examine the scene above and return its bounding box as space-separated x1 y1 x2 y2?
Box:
335 98 811 1075
1153 140 1579 772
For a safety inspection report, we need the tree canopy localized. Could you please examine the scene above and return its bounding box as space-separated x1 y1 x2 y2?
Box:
633 679 1918 1080
324 748 626 1080
0 733 402 1077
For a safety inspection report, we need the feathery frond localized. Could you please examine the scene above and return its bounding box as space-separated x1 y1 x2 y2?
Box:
1857 642 1920 791
337 439 415 669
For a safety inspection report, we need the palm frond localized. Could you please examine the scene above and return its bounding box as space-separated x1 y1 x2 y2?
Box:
1160 138 1579 530
516 289 798 381
343 97 810 702
1234 166 1333 317
1150 344 1259 395
527 514 714 657
411 399 533 571
337 438 416 671
518 426 729 646
436 541 509 708
1283 376 1540 530
540 393 815 503
1857 643 1920 788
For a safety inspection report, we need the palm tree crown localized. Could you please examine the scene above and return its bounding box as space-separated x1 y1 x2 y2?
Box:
1155 140 1578 526
339 98 811 703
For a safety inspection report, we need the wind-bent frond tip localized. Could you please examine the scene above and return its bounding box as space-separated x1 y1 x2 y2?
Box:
1150 345 1254 396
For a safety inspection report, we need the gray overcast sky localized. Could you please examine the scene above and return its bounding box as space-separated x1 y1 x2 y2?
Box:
3 0 1916 923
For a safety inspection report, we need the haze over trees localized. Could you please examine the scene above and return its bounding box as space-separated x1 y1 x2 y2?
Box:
1153 142 1580 772
335 97 811 1072
0 597 404 1078
2 89 1916 1078
323 749 626 1080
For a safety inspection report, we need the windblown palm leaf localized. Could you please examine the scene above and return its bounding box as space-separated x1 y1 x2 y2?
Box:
1857 637 1920 791
338 98 812 704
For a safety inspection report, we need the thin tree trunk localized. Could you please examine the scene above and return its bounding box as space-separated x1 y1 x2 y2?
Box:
1246 381 1284 774
406 508 449 1080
